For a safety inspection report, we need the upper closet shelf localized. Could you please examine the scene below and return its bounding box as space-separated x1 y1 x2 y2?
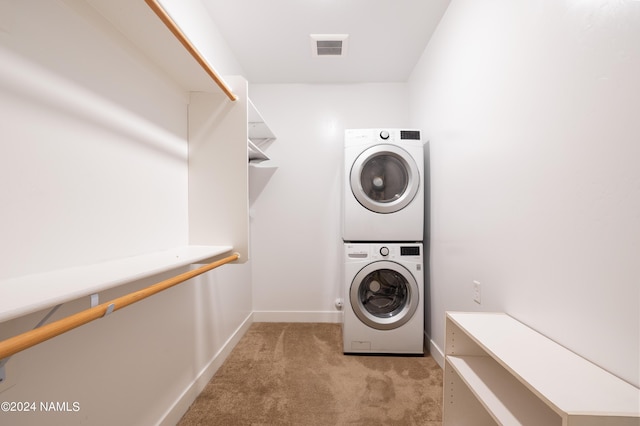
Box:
0 245 233 323
84 0 234 96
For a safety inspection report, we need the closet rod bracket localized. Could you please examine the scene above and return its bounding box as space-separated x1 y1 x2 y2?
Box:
0 303 62 383
103 304 115 317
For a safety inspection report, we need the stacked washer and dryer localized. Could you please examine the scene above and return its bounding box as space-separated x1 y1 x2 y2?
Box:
342 129 425 355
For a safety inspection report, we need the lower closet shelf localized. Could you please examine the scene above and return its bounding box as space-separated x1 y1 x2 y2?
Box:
0 245 233 323
444 312 640 426
446 355 561 425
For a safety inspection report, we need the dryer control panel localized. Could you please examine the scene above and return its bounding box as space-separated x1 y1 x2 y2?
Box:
400 130 421 140
344 129 423 148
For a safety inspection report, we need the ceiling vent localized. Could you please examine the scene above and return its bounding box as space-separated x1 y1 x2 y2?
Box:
310 34 349 57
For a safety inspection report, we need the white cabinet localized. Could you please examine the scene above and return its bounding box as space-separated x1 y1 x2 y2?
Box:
444 312 640 426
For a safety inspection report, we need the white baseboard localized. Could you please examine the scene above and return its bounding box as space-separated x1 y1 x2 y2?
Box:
157 312 254 426
427 333 444 368
252 310 342 323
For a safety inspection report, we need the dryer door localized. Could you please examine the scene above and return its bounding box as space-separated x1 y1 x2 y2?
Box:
350 144 420 214
350 260 419 330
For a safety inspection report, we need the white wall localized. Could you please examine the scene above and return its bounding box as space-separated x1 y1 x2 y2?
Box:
409 0 640 386
0 1 252 424
248 83 410 322
0 5 189 277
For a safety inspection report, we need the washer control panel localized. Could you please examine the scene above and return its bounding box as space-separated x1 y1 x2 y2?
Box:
345 244 421 260
345 244 369 259
400 246 420 256
345 129 423 148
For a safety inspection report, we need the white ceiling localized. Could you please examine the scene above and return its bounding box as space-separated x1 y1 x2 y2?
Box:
202 0 452 84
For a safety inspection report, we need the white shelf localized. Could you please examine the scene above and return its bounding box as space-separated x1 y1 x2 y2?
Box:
446 356 561 425
248 121 276 143
248 99 276 145
247 99 276 167
0 245 233 323
248 139 270 164
444 312 640 426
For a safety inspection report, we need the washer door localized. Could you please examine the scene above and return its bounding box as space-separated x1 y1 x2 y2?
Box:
350 261 419 330
350 144 420 214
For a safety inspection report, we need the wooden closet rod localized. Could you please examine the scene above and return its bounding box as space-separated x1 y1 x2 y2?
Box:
144 0 238 102
0 252 239 360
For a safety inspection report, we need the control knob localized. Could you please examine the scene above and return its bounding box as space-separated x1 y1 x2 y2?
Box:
380 130 390 140
379 246 390 256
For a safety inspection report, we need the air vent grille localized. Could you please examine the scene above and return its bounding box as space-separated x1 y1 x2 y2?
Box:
310 34 349 57
316 40 343 56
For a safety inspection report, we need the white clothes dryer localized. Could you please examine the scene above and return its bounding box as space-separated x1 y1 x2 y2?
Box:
343 129 424 242
343 242 424 355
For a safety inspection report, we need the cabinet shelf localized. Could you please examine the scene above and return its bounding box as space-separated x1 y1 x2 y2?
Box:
248 99 276 144
248 121 276 144
446 356 561 425
0 245 233 323
247 99 276 165
444 312 640 426
248 139 270 164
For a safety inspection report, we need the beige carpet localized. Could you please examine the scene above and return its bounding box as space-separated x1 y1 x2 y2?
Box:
178 322 443 425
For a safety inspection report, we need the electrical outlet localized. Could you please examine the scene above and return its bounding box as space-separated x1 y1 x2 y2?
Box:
473 281 481 304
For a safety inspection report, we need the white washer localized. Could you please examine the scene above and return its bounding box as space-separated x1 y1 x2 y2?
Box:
343 129 424 242
343 242 424 355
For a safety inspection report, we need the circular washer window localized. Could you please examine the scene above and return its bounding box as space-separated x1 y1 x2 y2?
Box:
350 260 419 330
350 144 420 214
